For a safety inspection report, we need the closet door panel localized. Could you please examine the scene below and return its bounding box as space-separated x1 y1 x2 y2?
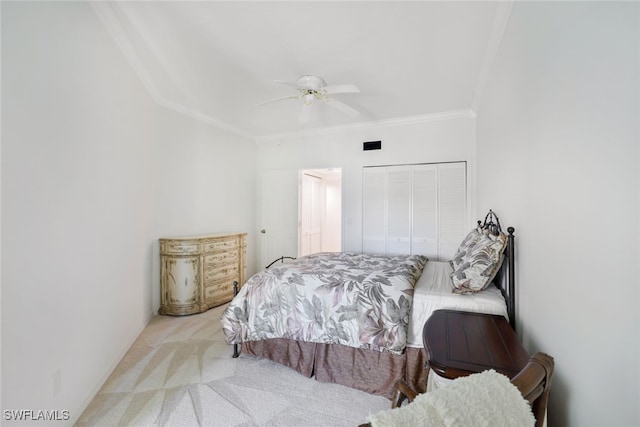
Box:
438 163 467 260
386 167 411 255
411 165 438 258
363 167 386 254
301 174 325 256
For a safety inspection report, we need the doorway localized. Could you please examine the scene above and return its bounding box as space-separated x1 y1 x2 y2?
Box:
299 168 342 257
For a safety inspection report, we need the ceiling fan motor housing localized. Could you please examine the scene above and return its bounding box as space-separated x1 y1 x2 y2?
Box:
297 75 326 90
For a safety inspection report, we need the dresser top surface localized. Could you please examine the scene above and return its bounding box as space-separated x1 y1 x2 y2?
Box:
159 232 247 241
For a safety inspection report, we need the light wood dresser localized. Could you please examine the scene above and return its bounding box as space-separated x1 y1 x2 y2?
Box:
159 232 247 316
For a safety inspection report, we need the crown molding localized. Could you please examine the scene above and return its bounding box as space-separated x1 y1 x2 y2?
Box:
471 1 514 113
157 100 255 140
91 2 161 105
91 2 255 141
255 109 476 144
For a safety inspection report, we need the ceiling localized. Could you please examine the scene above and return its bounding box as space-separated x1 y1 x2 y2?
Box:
92 1 510 141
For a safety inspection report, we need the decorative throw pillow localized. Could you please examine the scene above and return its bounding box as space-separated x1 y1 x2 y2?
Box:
450 227 484 271
451 231 508 294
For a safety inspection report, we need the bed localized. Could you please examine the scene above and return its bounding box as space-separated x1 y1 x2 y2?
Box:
221 210 516 399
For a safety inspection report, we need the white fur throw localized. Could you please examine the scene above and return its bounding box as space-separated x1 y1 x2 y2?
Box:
368 370 535 427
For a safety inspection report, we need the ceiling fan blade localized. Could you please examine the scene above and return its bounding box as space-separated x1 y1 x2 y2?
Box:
326 98 360 117
274 80 300 90
324 84 360 95
256 94 298 106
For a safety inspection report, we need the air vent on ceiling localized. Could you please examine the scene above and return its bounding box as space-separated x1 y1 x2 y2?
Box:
363 141 381 151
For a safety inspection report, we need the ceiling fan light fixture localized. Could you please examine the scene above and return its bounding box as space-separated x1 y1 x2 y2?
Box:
303 92 315 105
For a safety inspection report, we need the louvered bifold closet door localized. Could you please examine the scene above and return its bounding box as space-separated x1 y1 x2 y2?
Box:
437 163 467 260
411 164 438 258
386 166 412 255
363 162 466 260
363 167 387 254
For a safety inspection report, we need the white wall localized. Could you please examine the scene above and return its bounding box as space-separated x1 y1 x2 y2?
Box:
152 106 257 313
1 2 256 424
257 114 477 256
2 2 155 422
476 2 639 426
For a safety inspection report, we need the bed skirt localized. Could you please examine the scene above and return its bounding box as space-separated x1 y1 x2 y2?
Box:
241 339 429 399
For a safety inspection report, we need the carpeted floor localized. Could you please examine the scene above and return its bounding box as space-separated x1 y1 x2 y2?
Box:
76 304 390 426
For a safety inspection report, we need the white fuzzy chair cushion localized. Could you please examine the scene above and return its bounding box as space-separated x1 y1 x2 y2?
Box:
368 370 535 427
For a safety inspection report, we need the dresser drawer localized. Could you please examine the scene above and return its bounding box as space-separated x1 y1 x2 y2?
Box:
204 238 238 253
160 240 201 255
204 264 239 282
205 279 236 302
204 251 239 267
204 280 234 307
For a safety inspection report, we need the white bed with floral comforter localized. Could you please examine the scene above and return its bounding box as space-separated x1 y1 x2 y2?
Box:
221 252 427 354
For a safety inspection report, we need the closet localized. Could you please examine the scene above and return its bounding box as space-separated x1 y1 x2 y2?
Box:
362 162 466 261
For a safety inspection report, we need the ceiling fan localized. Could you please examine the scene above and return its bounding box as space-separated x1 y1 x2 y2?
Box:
257 75 361 123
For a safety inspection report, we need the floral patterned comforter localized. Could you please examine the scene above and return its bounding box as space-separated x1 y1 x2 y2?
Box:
221 252 427 354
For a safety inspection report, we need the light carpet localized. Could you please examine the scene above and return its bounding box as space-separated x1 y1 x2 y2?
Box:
76 304 389 426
